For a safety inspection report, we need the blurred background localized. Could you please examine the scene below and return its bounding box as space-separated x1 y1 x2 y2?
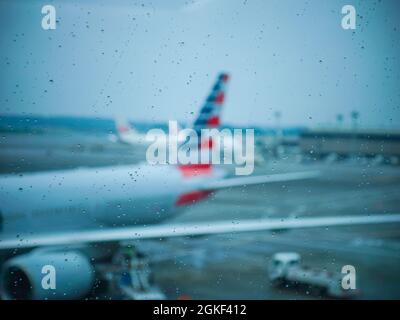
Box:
0 0 400 299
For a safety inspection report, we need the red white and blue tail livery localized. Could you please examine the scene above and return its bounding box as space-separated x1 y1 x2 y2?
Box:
193 73 229 133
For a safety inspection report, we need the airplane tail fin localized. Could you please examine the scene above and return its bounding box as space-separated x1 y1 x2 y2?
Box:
192 72 229 133
115 118 138 136
179 73 230 177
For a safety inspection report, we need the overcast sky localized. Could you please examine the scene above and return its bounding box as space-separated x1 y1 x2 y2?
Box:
1 0 399 128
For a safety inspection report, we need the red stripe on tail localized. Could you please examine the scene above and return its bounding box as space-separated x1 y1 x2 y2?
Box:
207 116 220 127
214 92 225 105
118 126 130 133
200 137 213 149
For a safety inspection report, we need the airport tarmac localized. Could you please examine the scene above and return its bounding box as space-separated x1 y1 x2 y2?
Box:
150 162 400 299
0 132 144 173
1 132 400 299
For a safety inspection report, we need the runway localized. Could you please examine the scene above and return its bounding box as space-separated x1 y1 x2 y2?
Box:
1 132 400 299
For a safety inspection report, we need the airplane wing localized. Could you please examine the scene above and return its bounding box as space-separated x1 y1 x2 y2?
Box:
203 171 320 190
1 213 400 250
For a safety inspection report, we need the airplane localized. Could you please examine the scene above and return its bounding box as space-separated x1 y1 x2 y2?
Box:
110 117 147 145
111 74 237 150
111 118 184 146
1 73 400 300
110 75 265 165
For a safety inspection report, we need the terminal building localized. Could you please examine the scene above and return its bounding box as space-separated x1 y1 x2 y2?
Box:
299 129 400 162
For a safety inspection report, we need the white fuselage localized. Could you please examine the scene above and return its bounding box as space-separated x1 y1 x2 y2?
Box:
117 131 185 147
118 132 148 146
0 164 223 238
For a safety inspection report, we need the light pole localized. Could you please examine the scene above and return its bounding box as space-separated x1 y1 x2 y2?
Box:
350 110 360 158
351 111 359 131
274 111 282 139
336 114 344 129
273 111 282 157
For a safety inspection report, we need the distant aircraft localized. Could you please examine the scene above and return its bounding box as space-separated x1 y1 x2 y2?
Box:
111 74 264 165
112 117 184 146
113 117 147 145
111 73 227 147
1 73 400 300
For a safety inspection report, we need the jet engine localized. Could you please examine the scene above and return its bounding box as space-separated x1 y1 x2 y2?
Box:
1 250 94 300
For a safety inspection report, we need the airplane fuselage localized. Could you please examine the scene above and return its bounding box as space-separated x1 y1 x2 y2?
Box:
118 132 148 145
0 164 223 238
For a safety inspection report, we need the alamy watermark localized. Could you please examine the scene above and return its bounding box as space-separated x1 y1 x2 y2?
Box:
341 264 356 290
341 5 356 30
41 264 56 290
145 121 255 176
41 5 56 30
